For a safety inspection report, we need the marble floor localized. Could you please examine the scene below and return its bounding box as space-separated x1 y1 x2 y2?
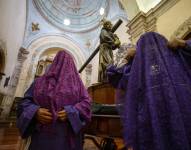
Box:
0 121 125 150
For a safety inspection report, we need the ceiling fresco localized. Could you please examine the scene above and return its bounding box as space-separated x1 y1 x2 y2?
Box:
33 0 108 32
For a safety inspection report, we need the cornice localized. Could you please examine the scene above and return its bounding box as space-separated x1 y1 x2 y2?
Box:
126 0 180 42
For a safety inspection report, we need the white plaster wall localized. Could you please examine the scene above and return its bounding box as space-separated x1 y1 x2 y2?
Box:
0 0 129 94
115 19 131 44
0 0 26 93
136 0 161 13
157 0 191 39
119 0 140 20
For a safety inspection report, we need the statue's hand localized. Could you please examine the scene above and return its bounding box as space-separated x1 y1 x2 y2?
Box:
114 39 121 47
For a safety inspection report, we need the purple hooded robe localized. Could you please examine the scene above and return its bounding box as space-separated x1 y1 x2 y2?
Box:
17 51 91 150
107 32 191 150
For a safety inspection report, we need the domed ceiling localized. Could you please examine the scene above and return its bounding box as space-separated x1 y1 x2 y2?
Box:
33 0 108 32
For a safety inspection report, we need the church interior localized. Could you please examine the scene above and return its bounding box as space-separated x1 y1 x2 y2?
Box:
0 0 191 150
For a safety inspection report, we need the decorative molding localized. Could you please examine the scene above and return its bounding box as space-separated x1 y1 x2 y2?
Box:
32 22 40 32
33 0 109 32
7 47 29 95
0 47 29 119
85 64 92 87
23 34 86 56
172 16 191 39
126 0 180 42
127 12 157 42
16 35 86 98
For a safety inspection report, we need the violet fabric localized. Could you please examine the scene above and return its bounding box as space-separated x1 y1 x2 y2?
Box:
107 59 133 90
107 61 133 116
33 51 91 123
17 83 39 138
17 50 91 150
17 84 85 150
108 32 191 150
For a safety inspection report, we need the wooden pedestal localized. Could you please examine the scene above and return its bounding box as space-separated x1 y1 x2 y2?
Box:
88 83 115 104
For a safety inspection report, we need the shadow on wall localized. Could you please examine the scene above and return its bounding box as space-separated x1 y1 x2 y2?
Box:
0 47 5 81
9 97 22 118
0 93 4 115
184 32 191 40
0 46 6 116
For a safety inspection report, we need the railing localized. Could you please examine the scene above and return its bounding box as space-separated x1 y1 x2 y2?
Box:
78 19 123 73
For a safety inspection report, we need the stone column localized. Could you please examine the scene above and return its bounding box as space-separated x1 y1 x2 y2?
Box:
85 64 92 87
0 47 29 119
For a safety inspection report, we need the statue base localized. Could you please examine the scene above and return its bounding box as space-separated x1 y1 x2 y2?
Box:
88 82 115 104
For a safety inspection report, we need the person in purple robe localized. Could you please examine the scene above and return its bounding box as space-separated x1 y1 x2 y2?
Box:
107 44 136 90
107 32 191 150
17 50 92 150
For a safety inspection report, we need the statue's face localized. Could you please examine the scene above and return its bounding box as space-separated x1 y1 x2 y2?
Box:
104 21 113 30
107 22 112 30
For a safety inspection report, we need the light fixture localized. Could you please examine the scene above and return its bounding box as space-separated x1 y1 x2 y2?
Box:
63 19 70 25
99 7 105 15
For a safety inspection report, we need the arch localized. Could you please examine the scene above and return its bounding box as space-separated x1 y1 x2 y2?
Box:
172 16 191 39
15 35 86 97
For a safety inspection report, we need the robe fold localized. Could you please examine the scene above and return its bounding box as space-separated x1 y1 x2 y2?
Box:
17 51 91 150
107 32 191 150
17 82 89 150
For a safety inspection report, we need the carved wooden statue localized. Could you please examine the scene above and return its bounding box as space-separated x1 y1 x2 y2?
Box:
98 20 121 83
